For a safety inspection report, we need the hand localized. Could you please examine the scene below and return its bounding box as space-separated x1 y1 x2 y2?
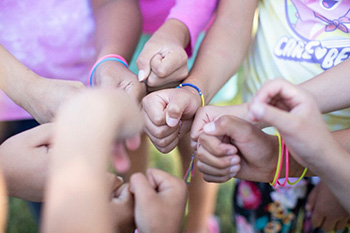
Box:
142 87 201 153
196 115 278 183
130 168 187 233
24 78 85 124
248 78 336 167
107 174 135 233
54 89 144 174
94 61 146 102
306 182 350 232
191 104 250 147
137 19 189 89
0 124 53 201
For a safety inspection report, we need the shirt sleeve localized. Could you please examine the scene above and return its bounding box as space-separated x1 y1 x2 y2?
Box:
166 0 218 57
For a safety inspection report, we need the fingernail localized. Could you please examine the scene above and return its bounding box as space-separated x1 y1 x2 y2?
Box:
230 156 239 165
230 166 239 173
191 140 197 149
138 70 145 82
166 114 179 127
203 122 216 133
227 149 235 156
250 102 265 120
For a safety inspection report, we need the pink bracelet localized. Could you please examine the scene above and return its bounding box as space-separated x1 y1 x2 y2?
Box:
89 54 129 87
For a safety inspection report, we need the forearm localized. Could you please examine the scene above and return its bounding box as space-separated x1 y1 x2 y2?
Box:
184 0 257 103
0 44 41 107
299 59 350 113
153 19 190 49
92 0 141 61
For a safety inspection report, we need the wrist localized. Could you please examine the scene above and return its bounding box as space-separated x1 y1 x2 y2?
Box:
94 61 129 85
158 19 190 48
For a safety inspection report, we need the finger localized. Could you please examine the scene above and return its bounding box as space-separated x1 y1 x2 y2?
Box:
198 133 238 157
130 173 155 201
197 160 240 177
21 123 53 147
202 173 233 183
111 143 131 174
144 127 179 153
125 135 141 151
152 135 179 154
306 185 317 212
146 168 186 195
311 210 325 229
143 114 178 139
165 94 190 127
151 49 188 79
114 184 132 202
137 46 158 82
335 219 348 231
106 174 124 199
196 144 238 169
147 65 188 87
321 218 336 232
142 94 167 126
191 107 213 144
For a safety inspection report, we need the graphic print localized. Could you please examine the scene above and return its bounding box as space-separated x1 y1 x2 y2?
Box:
274 0 350 69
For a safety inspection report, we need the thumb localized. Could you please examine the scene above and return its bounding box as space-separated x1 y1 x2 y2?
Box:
111 143 131 174
165 95 188 127
137 46 158 82
130 173 155 202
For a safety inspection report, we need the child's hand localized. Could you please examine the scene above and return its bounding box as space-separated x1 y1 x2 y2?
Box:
191 104 249 148
106 174 135 233
130 168 187 233
142 87 202 153
94 62 146 102
197 115 278 183
25 78 85 124
248 78 334 167
306 182 350 232
137 19 189 89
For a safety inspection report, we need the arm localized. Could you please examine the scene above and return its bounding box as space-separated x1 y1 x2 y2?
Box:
299 59 350 113
0 45 84 123
91 0 145 101
42 89 143 233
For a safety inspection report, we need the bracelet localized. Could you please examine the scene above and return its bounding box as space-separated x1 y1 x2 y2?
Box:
89 54 129 87
177 83 205 107
277 138 289 187
270 133 284 187
287 167 308 185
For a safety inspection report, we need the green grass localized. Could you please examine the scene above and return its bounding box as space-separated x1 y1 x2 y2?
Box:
6 146 235 233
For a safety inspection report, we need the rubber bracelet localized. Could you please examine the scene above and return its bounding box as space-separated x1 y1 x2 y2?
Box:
270 133 284 187
287 167 308 185
89 54 129 87
177 83 205 107
277 139 289 187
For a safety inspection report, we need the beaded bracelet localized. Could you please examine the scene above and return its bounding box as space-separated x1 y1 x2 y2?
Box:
89 54 129 87
177 83 205 107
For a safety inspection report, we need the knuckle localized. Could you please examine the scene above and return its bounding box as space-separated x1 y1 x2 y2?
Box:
136 56 148 67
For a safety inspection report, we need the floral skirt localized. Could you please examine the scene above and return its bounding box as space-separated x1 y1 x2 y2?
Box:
232 179 349 233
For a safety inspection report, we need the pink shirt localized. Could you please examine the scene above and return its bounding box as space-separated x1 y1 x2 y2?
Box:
0 0 217 121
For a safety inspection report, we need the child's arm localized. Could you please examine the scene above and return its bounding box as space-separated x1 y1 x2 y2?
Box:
91 0 145 101
137 0 218 88
249 78 350 213
0 124 52 201
300 59 350 113
130 168 187 233
42 89 143 233
142 0 258 153
0 45 85 123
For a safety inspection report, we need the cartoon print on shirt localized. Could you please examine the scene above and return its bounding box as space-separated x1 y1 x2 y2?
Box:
274 0 350 70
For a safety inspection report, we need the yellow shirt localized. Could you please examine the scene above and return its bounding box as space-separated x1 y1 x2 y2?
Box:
240 0 350 130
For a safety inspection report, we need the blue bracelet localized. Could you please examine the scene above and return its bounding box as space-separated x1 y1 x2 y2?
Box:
177 83 205 107
89 58 129 87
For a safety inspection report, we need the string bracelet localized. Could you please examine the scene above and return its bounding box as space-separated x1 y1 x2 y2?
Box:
89 54 129 87
184 153 196 185
177 83 205 107
270 133 284 187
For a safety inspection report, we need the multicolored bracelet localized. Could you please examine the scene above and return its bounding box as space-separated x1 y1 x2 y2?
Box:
89 54 129 87
177 83 205 107
270 133 284 187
